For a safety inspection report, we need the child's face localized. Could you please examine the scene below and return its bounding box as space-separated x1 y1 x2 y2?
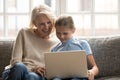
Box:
56 26 75 43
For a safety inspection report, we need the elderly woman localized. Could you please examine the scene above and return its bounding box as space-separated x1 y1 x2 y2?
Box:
2 4 57 80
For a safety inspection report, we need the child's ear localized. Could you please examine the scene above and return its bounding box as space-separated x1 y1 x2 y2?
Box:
72 28 76 33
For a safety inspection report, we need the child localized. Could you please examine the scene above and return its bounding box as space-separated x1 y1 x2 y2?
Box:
51 15 99 80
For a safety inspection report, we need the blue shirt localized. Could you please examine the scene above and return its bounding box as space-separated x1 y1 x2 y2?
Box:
51 37 92 55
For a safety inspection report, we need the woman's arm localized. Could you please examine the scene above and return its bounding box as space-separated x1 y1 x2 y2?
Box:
87 54 99 80
10 29 24 66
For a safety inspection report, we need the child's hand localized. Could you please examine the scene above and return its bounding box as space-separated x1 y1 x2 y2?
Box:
88 70 95 80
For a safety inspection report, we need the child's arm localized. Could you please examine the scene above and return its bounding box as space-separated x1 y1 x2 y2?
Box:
87 54 99 80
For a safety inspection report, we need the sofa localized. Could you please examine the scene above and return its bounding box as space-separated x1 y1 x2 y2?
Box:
0 35 120 80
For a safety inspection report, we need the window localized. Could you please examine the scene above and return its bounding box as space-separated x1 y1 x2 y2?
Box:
0 0 56 38
0 0 120 38
58 0 120 37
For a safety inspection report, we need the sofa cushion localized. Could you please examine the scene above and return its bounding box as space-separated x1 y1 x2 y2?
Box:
95 75 120 80
86 36 120 78
0 40 14 77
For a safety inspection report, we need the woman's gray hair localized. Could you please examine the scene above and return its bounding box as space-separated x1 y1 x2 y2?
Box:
29 4 56 29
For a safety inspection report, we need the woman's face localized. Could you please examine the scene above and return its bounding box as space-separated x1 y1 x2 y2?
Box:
34 14 53 39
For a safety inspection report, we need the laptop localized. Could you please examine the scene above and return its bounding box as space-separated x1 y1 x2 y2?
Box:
44 50 88 80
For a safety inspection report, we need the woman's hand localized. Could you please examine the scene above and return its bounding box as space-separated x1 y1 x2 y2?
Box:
88 70 94 80
32 65 46 77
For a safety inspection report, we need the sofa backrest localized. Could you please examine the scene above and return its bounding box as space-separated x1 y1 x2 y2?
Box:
86 36 120 78
0 40 14 77
0 36 120 78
